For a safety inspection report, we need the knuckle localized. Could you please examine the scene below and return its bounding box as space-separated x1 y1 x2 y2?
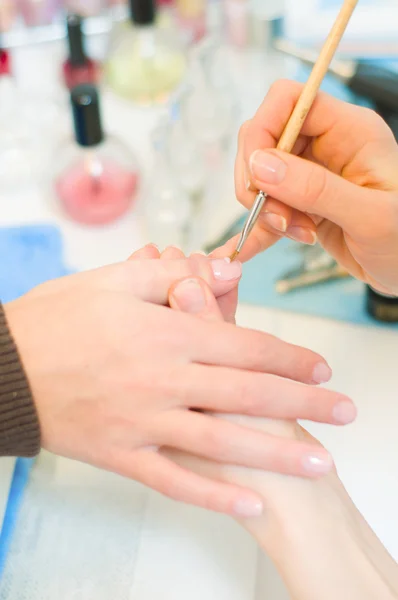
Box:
235 379 260 416
202 425 227 460
359 106 386 129
187 255 211 282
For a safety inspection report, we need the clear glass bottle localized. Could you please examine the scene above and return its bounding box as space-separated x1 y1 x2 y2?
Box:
168 85 206 210
144 122 191 250
105 0 187 105
175 0 206 44
55 85 140 225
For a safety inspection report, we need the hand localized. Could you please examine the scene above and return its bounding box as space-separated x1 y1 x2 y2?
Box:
4 246 342 517
216 80 398 295
168 273 398 600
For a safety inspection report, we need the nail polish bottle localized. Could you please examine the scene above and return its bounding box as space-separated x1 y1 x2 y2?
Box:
62 14 101 90
55 85 140 225
19 0 61 27
105 0 186 105
175 0 206 43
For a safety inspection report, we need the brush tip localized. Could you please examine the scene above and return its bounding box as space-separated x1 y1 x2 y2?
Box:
229 250 239 262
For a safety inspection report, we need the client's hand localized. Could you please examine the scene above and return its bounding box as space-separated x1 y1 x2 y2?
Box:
167 263 398 600
5 244 348 517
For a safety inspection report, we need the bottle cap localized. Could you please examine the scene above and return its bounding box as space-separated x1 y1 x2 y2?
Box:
128 0 156 26
71 84 104 147
66 14 87 67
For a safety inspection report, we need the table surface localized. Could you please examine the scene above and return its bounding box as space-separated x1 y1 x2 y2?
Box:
1 33 398 596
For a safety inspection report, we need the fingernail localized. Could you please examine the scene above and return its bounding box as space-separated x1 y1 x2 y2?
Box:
333 400 357 424
250 150 287 184
234 497 263 518
312 362 332 384
261 212 287 232
211 258 242 281
302 451 334 475
172 278 206 313
287 227 317 246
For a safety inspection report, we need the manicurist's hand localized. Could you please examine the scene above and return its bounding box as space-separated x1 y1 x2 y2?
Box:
216 79 398 296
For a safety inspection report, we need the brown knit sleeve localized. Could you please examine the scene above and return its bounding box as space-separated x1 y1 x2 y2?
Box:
0 303 41 457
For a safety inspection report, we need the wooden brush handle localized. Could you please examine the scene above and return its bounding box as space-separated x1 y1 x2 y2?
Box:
277 0 359 154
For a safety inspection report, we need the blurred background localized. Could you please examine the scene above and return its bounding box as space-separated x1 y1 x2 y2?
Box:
1 0 398 326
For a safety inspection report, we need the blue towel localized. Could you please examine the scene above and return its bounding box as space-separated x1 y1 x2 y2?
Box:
0 224 72 578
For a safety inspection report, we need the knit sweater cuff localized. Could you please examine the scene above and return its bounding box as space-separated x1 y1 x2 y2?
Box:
0 303 41 457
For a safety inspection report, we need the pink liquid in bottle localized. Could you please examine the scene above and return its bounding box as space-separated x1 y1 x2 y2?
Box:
56 159 139 225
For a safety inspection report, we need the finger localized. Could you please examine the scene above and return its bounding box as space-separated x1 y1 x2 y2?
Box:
248 148 392 239
169 277 224 322
161 246 186 259
128 244 160 260
215 288 238 324
157 410 334 478
109 447 264 517
173 364 356 425
120 256 242 304
236 122 296 234
244 79 394 173
189 319 332 385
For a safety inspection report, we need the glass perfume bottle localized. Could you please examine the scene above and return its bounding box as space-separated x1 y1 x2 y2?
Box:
105 0 187 105
62 14 101 90
145 122 191 250
19 0 61 27
55 85 140 225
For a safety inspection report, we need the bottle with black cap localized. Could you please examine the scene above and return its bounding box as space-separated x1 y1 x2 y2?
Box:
55 84 140 225
105 0 186 104
62 14 100 90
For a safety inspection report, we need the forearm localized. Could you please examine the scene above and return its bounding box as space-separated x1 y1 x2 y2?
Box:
234 421 398 600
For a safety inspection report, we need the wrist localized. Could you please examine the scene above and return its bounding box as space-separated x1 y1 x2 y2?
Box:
257 473 398 600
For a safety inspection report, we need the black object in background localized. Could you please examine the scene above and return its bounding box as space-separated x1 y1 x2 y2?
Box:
366 287 398 323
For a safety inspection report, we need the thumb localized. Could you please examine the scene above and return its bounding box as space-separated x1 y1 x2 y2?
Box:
249 149 386 234
169 278 224 322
